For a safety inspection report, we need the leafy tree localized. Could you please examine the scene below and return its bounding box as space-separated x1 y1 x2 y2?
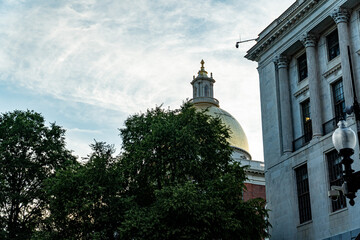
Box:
0 110 75 239
118 102 269 239
44 141 128 239
40 102 269 239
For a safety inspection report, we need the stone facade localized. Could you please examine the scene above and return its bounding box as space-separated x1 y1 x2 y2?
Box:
246 0 360 239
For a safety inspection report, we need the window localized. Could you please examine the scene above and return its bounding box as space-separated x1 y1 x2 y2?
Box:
327 150 346 211
323 80 345 135
332 80 345 122
302 99 312 143
204 85 209 97
327 29 340 61
293 100 313 151
298 53 308 81
295 164 312 223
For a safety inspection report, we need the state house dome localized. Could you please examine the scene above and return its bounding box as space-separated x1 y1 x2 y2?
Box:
190 60 250 158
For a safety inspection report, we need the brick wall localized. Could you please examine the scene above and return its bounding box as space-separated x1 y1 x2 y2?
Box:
243 183 266 201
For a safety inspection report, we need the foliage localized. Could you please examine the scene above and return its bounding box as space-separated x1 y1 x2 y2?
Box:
22 102 269 239
44 141 127 239
0 110 75 239
117 102 269 239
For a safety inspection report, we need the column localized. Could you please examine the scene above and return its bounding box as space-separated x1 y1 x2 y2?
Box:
331 7 354 106
276 55 293 153
301 33 322 137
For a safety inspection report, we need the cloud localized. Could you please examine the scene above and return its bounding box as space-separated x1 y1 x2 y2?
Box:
66 128 102 134
0 0 295 160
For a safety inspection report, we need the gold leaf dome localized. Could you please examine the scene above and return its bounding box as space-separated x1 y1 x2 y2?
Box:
190 60 250 155
193 103 249 153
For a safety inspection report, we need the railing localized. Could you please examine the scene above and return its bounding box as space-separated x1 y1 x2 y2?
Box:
293 135 310 151
323 118 338 135
293 117 342 152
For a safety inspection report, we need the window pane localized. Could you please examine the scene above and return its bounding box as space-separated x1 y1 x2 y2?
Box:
332 80 345 121
327 150 347 211
298 53 308 82
295 164 312 223
327 29 340 61
301 100 312 143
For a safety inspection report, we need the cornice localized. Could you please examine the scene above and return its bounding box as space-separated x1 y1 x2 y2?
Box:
245 0 322 62
294 85 309 98
322 62 341 78
245 169 265 176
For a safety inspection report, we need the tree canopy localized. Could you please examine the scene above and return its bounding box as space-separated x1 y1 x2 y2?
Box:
116 102 269 239
1 104 269 239
44 141 127 240
0 110 75 239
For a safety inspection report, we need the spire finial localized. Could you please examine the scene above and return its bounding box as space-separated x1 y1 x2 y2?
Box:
198 59 207 75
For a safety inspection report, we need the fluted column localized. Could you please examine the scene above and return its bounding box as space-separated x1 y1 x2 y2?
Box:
276 56 293 153
331 7 354 106
301 33 322 137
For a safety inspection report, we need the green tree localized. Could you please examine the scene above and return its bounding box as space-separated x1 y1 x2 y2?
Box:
118 102 269 239
44 141 127 240
0 110 75 239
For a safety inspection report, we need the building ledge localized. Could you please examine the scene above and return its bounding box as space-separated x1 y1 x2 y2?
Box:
294 84 309 98
329 207 348 217
323 62 341 79
297 220 313 229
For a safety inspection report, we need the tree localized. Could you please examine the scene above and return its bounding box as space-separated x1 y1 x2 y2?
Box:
0 110 75 239
44 141 128 240
118 102 269 239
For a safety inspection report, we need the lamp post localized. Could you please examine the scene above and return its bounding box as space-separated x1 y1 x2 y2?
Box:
332 120 360 206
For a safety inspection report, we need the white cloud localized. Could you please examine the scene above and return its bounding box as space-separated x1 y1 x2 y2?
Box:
0 0 295 161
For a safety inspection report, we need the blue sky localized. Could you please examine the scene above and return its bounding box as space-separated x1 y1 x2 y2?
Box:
0 0 294 161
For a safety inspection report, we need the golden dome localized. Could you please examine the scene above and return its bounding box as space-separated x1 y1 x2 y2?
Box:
194 103 249 153
190 60 250 155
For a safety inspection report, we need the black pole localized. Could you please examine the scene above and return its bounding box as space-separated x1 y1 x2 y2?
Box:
347 46 360 145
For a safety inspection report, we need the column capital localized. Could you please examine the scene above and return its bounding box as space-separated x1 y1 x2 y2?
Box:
274 55 288 69
331 7 350 24
300 33 317 48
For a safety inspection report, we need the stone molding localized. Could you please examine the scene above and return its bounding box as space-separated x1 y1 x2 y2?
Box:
245 0 321 61
322 62 341 78
294 85 309 98
331 7 350 24
300 33 318 48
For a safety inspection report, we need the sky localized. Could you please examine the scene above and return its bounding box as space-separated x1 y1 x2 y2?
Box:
0 0 294 161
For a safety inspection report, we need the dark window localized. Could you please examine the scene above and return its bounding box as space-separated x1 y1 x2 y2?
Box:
332 80 345 122
204 85 209 97
327 29 340 61
322 80 345 135
298 53 308 81
327 150 347 211
296 164 312 223
302 99 312 143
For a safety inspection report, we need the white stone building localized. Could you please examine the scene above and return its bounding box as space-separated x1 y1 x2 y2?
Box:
190 60 266 201
246 0 360 239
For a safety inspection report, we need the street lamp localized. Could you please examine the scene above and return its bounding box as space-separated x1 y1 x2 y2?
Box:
332 120 360 206
113 231 119 240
